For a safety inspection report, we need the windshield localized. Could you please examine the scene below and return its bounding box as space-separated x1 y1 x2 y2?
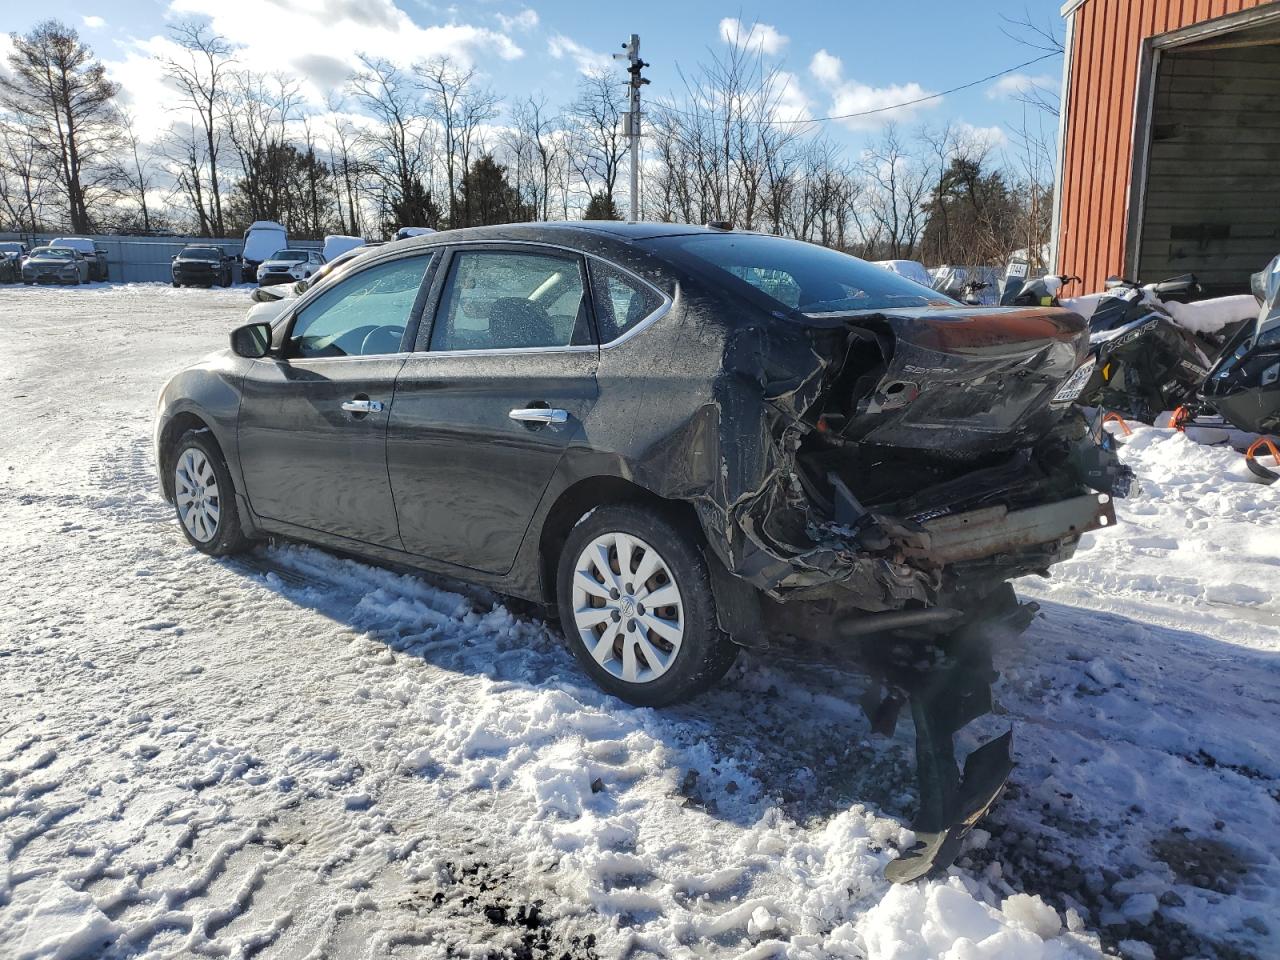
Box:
649 233 952 314
33 247 75 260
0 243 23 254
180 247 221 261
272 250 308 262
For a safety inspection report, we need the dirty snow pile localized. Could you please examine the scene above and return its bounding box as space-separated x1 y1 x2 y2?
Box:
1 284 1278 960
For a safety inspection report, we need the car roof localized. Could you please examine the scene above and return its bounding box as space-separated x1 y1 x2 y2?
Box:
395 221 730 251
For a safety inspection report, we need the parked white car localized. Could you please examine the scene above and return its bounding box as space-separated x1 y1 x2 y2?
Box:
256 248 325 286
241 221 288 282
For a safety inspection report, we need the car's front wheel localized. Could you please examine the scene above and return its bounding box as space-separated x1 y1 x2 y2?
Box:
170 430 251 556
557 504 737 707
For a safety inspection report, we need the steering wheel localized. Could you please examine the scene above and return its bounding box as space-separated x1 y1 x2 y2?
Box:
360 325 405 355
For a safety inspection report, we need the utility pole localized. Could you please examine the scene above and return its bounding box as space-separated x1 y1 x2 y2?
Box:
614 34 649 223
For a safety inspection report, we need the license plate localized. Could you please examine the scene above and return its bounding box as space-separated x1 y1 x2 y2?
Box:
1051 357 1096 405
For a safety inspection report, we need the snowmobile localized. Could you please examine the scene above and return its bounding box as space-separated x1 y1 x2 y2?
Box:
1003 263 1254 424
1199 254 1280 481
1067 276 1218 423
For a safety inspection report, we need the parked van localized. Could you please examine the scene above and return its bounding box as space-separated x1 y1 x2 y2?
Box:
50 237 108 281
322 234 365 262
241 221 287 282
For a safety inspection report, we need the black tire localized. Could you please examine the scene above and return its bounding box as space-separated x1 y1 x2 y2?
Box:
172 281 181 287
169 429 252 556
556 504 737 707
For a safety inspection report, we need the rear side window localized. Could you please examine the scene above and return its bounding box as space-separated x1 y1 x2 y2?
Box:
288 254 431 358
648 233 952 314
589 261 665 343
429 250 591 351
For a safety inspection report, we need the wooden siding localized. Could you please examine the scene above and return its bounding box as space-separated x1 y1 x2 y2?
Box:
1055 0 1274 290
1137 45 1280 292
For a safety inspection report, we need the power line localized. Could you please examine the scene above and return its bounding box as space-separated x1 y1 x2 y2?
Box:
651 50 1062 127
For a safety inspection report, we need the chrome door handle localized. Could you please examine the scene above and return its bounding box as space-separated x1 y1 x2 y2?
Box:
508 407 568 425
342 399 384 413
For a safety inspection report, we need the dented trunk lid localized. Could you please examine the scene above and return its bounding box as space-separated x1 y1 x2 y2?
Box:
835 306 1088 456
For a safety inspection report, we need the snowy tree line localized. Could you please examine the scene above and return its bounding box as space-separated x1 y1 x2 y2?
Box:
0 19 1053 266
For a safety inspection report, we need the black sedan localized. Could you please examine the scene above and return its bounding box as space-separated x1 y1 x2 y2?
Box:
155 223 1125 708
172 245 235 287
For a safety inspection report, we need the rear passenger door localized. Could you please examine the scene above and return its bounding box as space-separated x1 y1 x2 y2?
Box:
387 245 599 574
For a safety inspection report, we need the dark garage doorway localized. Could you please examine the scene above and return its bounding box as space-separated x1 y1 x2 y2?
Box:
1133 14 1280 296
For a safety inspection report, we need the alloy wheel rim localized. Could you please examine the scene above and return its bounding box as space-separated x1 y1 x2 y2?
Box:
174 447 220 543
570 531 684 684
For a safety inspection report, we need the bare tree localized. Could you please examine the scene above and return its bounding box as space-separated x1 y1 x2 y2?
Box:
226 69 301 223
861 124 931 260
161 22 235 236
1001 10 1064 118
414 58 497 226
324 95 369 236
0 20 123 232
565 70 628 213
348 55 438 229
118 107 155 232
504 95 563 221
161 118 212 234
0 117 52 231
1008 105 1057 269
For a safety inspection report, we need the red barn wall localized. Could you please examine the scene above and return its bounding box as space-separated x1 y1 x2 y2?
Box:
1055 0 1273 290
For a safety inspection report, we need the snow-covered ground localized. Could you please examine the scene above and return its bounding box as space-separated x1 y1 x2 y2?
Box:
1 283 1277 960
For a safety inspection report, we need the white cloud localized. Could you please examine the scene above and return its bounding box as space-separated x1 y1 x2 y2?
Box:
104 0 526 141
496 9 539 32
987 72 1059 100
546 33 613 74
82 15 106 29
770 71 811 124
809 49 841 86
717 18 788 55
955 121 1008 150
808 49 938 130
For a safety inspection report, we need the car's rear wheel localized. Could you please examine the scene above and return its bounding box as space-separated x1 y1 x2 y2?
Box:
171 430 251 556
557 504 737 707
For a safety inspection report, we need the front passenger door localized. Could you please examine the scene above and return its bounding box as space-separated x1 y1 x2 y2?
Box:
237 252 434 547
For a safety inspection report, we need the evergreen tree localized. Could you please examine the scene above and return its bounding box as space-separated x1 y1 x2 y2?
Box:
582 190 620 221
455 154 530 228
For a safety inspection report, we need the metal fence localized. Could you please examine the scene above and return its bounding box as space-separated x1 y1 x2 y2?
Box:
0 232 323 284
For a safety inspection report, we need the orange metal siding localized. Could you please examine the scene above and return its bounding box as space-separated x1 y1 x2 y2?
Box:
1055 0 1274 288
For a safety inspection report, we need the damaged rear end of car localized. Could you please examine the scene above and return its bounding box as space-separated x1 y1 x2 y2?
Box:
638 231 1133 879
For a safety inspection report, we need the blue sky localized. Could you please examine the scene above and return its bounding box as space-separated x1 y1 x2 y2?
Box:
1 0 1065 152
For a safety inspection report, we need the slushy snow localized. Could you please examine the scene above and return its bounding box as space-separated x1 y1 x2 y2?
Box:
1 284 1277 959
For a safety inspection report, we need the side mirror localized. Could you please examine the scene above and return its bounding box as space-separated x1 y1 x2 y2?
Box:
230 322 273 359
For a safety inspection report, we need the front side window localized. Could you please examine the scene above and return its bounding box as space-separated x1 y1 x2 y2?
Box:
428 250 591 351
647 233 954 315
588 261 665 343
288 254 431 359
